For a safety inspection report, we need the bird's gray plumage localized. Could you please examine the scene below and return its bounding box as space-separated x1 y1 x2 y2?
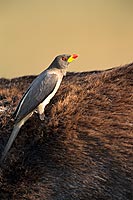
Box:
14 71 58 123
0 54 78 163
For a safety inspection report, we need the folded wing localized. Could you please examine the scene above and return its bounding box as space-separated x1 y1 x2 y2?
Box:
14 71 58 123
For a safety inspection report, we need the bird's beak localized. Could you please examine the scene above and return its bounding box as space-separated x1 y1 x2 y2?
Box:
67 54 78 63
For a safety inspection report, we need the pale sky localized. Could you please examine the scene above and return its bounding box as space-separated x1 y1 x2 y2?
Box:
0 0 133 78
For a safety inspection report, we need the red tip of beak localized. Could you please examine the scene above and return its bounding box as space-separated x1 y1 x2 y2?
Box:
72 54 78 59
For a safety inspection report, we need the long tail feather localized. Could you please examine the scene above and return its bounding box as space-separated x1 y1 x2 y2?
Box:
0 122 22 164
0 113 33 164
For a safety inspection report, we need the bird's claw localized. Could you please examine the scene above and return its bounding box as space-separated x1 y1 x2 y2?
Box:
39 113 45 121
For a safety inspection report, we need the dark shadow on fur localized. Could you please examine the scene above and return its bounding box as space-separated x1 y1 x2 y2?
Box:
0 64 133 200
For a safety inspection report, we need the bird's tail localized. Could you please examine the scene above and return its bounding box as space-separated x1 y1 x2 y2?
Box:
0 121 22 164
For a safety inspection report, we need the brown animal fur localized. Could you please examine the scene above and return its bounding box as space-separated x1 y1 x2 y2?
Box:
0 64 133 200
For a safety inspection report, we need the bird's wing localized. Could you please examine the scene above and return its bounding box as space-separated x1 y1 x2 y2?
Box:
14 71 59 123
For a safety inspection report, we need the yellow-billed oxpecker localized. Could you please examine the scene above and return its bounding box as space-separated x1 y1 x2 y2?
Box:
1 54 78 163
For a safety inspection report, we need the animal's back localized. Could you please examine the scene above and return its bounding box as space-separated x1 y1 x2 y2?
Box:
0 63 132 200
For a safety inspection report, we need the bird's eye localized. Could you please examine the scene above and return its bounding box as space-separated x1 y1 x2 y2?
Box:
62 57 67 61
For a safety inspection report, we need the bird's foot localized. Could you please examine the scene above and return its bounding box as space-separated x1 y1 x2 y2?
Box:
39 113 45 121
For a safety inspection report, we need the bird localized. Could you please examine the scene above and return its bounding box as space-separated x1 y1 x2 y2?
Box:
0 54 78 163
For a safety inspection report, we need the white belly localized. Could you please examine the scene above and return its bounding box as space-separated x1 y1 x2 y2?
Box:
37 78 62 115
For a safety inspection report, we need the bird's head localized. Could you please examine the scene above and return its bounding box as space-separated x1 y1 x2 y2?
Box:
51 54 78 69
